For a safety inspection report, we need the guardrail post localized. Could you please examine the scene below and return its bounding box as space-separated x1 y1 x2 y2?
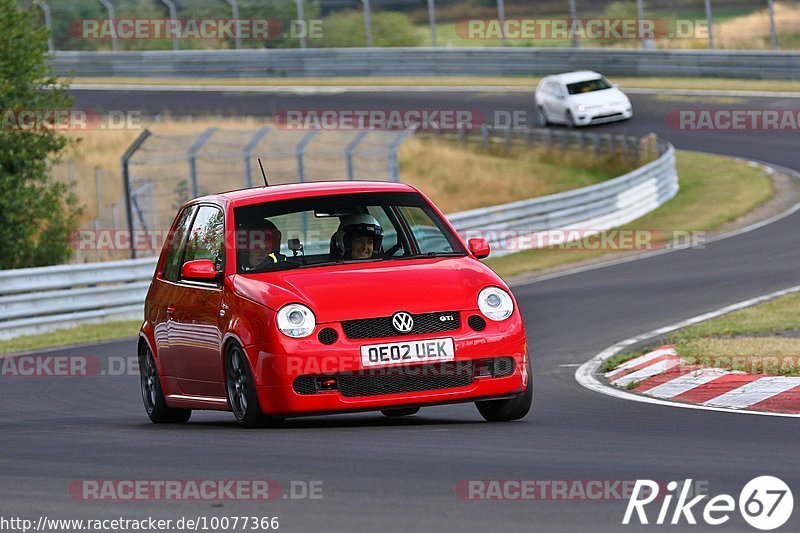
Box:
503 128 512 155
768 0 778 50
98 0 118 51
568 0 578 48
458 127 466 146
295 0 307 49
187 127 217 197
346 131 368 181
295 130 319 182
496 0 506 47
121 129 151 259
427 0 437 46
362 0 373 47
223 0 242 49
480 125 489 148
243 127 270 187
704 0 714 49
159 0 180 50
33 0 54 52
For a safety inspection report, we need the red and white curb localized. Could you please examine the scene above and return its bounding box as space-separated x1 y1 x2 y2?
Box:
575 284 800 418
606 345 800 414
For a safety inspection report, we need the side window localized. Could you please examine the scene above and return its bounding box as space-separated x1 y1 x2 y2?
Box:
162 206 195 282
397 206 455 254
183 206 225 274
367 206 398 253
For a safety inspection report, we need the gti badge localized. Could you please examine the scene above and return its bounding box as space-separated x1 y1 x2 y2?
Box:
392 312 414 333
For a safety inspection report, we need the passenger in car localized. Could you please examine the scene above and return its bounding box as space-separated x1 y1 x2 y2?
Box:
334 214 384 260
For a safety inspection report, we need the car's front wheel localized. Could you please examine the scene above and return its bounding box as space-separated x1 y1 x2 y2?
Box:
140 345 191 424
535 105 549 127
381 407 420 417
475 359 532 422
225 343 284 428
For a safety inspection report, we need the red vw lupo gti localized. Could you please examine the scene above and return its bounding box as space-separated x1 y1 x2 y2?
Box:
138 181 531 427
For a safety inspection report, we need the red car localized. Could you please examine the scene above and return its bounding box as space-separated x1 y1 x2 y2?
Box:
138 181 531 427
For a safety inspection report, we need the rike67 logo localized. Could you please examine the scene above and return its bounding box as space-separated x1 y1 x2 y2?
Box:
624 477 793 530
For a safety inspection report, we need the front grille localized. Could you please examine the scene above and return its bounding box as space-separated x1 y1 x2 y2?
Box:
292 361 474 397
342 311 460 339
338 362 474 397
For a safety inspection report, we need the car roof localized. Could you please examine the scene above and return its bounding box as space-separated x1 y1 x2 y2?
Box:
194 180 420 208
545 70 604 85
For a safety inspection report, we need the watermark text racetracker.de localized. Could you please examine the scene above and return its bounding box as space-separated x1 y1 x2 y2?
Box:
1 516 280 532
69 479 322 501
1 109 142 131
456 479 708 501
69 18 322 41
455 18 710 40
668 109 800 131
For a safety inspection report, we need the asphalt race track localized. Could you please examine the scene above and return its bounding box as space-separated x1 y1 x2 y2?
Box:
1 88 799 532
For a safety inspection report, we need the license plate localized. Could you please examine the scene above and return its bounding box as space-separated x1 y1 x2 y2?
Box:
360 338 455 368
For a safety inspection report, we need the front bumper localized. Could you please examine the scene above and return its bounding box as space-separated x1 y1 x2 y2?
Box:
248 316 528 416
574 106 633 126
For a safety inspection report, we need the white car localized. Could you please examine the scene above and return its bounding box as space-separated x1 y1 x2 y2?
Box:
534 71 633 127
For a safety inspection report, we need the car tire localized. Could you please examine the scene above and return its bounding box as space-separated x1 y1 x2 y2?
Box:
225 343 284 429
535 106 549 127
140 345 191 424
381 407 420 417
475 358 532 422
565 110 577 128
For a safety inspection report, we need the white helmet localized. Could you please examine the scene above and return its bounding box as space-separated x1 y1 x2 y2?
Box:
335 214 383 257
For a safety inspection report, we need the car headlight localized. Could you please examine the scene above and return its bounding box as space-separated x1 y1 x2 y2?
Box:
478 287 514 322
576 104 586 112
276 303 316 338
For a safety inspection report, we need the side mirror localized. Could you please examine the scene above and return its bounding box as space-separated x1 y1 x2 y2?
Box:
468 238 490 259
181 259 220 282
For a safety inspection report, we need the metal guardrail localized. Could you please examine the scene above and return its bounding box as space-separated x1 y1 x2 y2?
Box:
0 132 677 341
52 48 800 80
448 136 677 257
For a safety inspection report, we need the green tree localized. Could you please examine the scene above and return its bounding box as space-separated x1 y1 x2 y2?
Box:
0 0 81 268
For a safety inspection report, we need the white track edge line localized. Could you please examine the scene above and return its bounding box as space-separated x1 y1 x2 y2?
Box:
575 285 800 418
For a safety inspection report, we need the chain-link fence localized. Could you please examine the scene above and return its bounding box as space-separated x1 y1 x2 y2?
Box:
68 126 414 262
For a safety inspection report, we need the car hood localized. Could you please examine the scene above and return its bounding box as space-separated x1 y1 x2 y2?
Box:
231 257 505 323
568 88 628 107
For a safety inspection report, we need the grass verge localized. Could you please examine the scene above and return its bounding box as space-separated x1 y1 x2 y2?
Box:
486 151 773 278
0 320 141 357
65 76 800 93
668 292 800 376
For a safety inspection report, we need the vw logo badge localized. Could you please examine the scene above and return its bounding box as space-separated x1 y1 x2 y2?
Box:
392 312 414 333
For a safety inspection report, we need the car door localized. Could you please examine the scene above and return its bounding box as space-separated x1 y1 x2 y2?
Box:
168 204 227 398
550 82 569 123
151 204 196 379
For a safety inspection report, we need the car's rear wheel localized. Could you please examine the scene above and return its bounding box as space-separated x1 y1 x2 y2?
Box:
475 358 532 422
140 346 191 424
225 343 283 429
381 407 420 417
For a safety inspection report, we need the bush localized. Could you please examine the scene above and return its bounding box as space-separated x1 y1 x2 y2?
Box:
319 11 420 48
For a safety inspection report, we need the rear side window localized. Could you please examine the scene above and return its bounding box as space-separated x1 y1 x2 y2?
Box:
162 206 195 282
183 206 225 273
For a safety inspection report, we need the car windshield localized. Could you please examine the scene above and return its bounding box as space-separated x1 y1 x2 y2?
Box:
234 191 467 274
566 77 612 95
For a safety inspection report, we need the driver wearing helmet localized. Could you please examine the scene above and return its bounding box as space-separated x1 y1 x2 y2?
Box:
335 214 383 260
237 216 285 271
